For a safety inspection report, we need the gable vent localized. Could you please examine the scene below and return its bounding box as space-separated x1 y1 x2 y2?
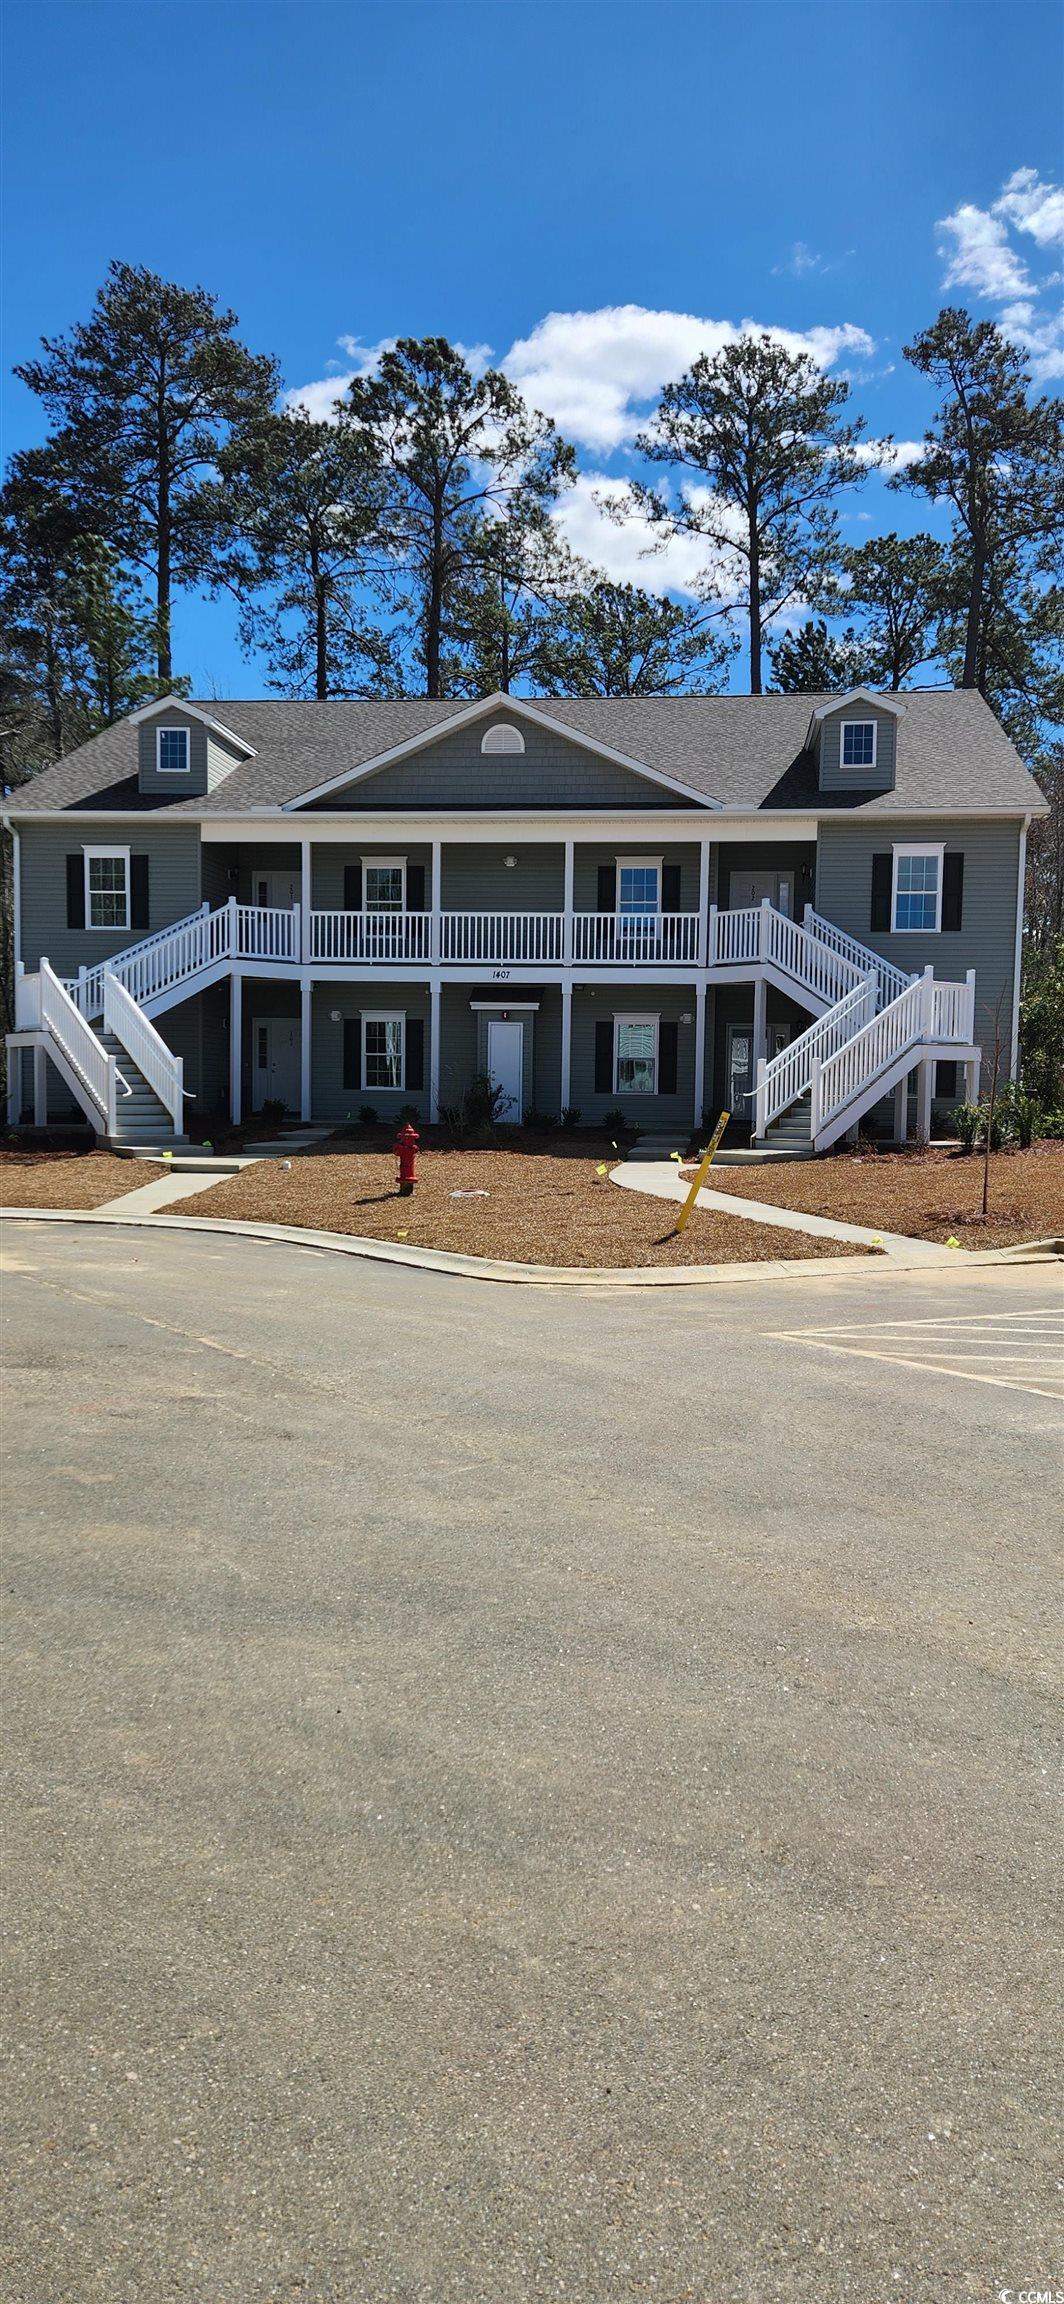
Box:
480 721 525 756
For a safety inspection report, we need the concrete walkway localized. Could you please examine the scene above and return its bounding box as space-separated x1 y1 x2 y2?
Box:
613 1156 957 1264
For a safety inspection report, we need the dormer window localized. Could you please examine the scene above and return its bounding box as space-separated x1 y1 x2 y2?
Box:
841 720 876 771
480 722 525 756
157 727 190 775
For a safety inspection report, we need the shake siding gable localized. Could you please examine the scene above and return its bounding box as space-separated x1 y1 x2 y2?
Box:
304 720 692 811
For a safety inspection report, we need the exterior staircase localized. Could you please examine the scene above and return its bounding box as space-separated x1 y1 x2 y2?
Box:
11 960 187 1145
96 1029 181 1145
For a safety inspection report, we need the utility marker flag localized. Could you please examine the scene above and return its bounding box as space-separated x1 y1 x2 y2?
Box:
672 1111 730 1236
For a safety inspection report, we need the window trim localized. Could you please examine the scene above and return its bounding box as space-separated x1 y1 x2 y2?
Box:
616 855 663 918
891 842 944 934
362 1010 405 1093
613 1011 659 1096
361 856 407 912
155 725 191 776
841 718 877 772
84 845 130 932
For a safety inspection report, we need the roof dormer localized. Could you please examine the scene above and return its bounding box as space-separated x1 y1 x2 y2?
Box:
129 698 255 798
807 689 904 794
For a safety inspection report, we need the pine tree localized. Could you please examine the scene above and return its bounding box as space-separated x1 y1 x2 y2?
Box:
537 578 733 696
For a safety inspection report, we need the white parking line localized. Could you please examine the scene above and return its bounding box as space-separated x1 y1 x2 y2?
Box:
767 1303 1064 1403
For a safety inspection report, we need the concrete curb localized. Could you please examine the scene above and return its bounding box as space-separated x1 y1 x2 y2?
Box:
2 1204 1056 1289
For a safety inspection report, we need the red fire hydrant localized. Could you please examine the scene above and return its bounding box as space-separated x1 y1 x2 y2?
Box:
394 1120 419 1197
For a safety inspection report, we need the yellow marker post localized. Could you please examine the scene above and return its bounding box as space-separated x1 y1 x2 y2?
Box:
672 1110 730 1236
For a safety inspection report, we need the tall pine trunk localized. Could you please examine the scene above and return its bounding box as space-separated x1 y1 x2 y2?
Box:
962 534 985 689
156 367 172 686
425 486 444 699
748 518 763 695
311 538 328 700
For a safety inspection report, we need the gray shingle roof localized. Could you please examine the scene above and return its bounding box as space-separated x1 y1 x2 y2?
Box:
4 689 1045 817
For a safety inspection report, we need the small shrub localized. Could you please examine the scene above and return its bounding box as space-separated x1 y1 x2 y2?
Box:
561 1104 581 1129
1041 1108 1064 1139
358 1103 379 1130
603 1108 630 1136
261 1097 287 1124
441 1073 509 1142
998 1080 1043 1150
954 1100 982 1153
956 1096 1011 1152
522 1107 556 1132
397 1102 420 1127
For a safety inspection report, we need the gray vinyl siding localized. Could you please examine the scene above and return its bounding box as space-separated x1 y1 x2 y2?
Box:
573 843 701 912
18 821 203 977
570 985 696 1132
815 817 1021 1059
533 989 563 1116
312 720 683 811
137 708 245 797
438 986 478 1113
715 842 817 911
311 843 431 910
440 844 564 913
311 981 431 1123
817 705 897 792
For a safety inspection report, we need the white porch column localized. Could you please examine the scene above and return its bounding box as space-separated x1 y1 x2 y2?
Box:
563 838 574 965
300 975 312 1122
560 977 573 1114
430 838 442 964
300 837 311 963
752 971 768 1072
915 1056 934 1146
692 981 707 1131
964 1055 981 1103
429 974 441 1122
893 1071 909 1146
229 970 242 1127
698 839 711 964
33 1044 47 1127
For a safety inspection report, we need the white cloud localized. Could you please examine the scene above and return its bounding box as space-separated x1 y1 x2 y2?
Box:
853 438 926 471
994 167 1064 248
500 304 874 454
286 333 495 422
552 471 725 599
937 169 1064 382
938 202 1032 301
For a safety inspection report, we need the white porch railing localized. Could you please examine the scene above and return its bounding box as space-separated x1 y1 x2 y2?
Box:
710 899 864 1008
236 901 299 961
33 959 119 1129
311 910 433 963
754 974 878 1136
103 973 185 1132
812 968 975 1142
440 911 565 964
572 913 702 965
803 906 912 1006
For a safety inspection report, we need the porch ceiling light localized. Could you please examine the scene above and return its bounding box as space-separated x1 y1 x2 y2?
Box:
330 1009 342 1023
503 853 518 868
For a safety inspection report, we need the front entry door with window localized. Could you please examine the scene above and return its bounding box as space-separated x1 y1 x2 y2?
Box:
734 867 793 917
487 1019 523 1124
727 1023 753 1121
253 1017 300 1113
253 868 299 910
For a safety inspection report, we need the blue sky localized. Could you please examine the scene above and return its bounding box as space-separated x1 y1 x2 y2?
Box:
3 0 1062 692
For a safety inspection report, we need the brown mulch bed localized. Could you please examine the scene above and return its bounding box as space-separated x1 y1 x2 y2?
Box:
706 1141 1064 1251
177 1142 872 1270
0 1149 166 1208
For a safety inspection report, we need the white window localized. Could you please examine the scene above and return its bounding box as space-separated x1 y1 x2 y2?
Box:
615 1014 658 1095
156 726 190 775
85 847 130 930
363 1013 404 1091
841 720 877 771
618 858 661 916
364 859 406 911
892 844 943 933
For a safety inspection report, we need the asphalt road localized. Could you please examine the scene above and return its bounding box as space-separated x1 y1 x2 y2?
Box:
2 1224 1061 2304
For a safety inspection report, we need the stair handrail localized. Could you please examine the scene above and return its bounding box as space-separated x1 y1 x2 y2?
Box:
102 972 185 1133
813 968 974 1139
754 972 878 1137
69 902 230 1018
38 958 118 1128
803 905 913 1007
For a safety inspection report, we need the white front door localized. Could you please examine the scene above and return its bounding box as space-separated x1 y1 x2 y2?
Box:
253 1017 300 1113
737 869 777 908
487 1020 523 1124
253 868 298 909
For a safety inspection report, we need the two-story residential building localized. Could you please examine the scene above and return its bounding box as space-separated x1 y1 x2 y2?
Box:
4 686 1045 1155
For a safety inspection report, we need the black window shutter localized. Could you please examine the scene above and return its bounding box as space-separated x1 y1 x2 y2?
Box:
659 1019 678 1096
343 864 363 912
936 1059 958 1098
406 863 426 912
594 1018 614 1093
597 863 617 913
661 864 682 913
343 1017 361 1092
870 853 892 932
405 1016 424 1091
942 852 964 931
66 854 85 929
130 855 149 931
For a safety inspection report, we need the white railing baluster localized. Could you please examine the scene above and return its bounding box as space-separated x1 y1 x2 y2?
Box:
103 974 184 1133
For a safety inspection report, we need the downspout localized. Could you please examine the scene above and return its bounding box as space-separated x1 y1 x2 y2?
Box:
1010 814 1029 1082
